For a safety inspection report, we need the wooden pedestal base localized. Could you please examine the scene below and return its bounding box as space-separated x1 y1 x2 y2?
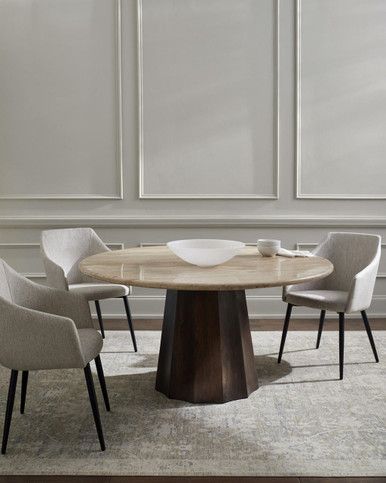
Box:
155 290 258 403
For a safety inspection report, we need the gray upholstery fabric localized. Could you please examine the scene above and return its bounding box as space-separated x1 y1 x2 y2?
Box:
284 290 348 312
283 232 381 313
70 283 129 300
41 228 109 287
0 259 103 371
0 261 12 302
41 228 131 299
78 329 103 363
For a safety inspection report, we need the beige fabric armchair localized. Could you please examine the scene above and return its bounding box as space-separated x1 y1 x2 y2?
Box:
0 259 109 454
278 232 381 379
41 228 137 351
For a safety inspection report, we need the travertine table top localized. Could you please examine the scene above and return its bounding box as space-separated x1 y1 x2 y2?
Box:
79 246 333 291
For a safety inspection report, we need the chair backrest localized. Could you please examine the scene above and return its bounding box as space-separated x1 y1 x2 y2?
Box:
0 258 34 305
299 232 381 292
41 228 107 286
0 260 12 302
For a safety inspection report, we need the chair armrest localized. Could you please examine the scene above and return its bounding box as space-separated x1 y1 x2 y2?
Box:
41 252 68 290
91 232 111 255
0 297 85 370
5 266 93 329
31 284 94 329
283 241 330 299
346 251 381 313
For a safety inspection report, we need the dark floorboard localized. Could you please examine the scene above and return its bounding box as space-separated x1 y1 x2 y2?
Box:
98 318 386 332
0 476 385 483
302 479 386 483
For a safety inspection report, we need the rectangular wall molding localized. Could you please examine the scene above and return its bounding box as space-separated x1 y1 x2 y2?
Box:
1 215 386 228
296 0 386 199
0 0 123 199
138 0 279 199
0 243 46 278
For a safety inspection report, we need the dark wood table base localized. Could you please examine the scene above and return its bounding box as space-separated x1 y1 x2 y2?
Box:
155 289 258 403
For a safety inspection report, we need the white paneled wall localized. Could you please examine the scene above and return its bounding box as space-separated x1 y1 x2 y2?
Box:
0 0 385 319
0 0 122 199
297 0 386 199
139 0 278 199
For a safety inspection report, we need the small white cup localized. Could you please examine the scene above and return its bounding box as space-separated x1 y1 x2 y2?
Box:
257 239 281 257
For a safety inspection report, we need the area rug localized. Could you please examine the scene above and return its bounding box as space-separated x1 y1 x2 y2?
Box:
0 330 385 476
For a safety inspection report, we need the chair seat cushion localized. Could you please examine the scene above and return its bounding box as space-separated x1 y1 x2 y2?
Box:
78 329 103 364
69 283 130 300
284 289 348 312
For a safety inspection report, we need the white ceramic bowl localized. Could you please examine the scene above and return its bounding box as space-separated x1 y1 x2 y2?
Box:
257 239 281 247
257 239 281 257
167 239 245 267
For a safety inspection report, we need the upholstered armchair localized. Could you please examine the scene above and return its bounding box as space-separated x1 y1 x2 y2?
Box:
41 228 137 351
278 232 381 379
0 259 109 453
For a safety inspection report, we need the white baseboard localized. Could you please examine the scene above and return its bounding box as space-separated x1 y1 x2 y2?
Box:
92 294 386 319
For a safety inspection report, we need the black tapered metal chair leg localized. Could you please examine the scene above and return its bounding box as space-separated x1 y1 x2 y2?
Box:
339 312 345 380
2 370 18 454
361 311 379 363
316 310 326 349
84 363 105 451
122 296 137 352
95 356 110 411
278 304 293 363
20 371 29 415
95 300 105 339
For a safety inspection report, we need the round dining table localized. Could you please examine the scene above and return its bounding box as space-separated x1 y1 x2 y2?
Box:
80 246 333 404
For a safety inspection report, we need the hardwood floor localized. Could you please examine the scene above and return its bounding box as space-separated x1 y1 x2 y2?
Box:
0 476 385 482
97 317 386 332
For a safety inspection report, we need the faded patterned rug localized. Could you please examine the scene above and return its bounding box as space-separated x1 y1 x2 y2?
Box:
0 330 385 476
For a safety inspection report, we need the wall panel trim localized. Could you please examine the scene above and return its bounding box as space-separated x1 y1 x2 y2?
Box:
0 242 46 278
1 215 386 228
137 0 280 199
0 0 123 200
295 0 386 200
